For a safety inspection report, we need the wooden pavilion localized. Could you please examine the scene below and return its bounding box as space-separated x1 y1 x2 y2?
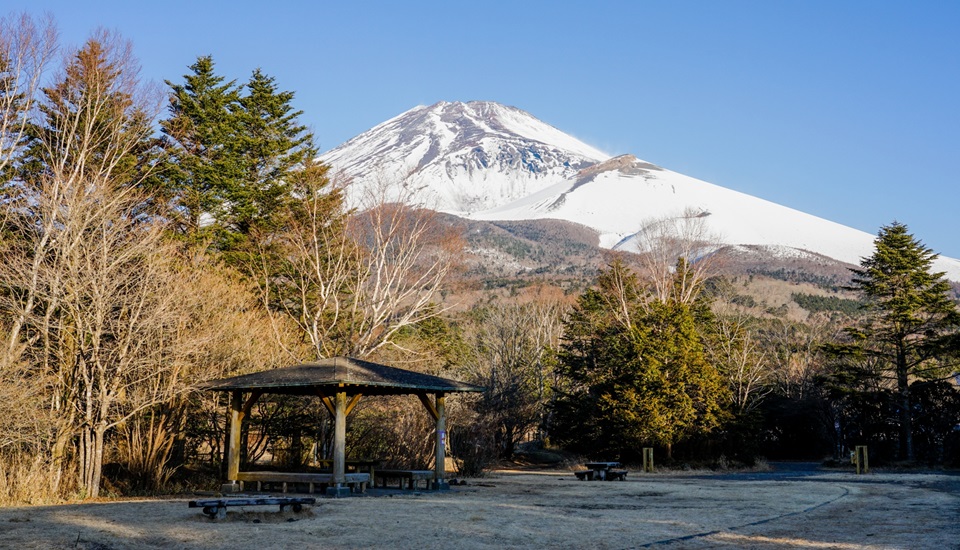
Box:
201 357 484 496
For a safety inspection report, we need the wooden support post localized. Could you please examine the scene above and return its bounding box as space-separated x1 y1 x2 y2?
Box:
226 391 243 487
854 445 869 474
327 391 350 497
642 447 654 473
224 390 264 492
433 393 449 490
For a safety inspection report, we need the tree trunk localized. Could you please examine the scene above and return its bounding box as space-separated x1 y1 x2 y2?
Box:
90 426 105 498
896 345 914 462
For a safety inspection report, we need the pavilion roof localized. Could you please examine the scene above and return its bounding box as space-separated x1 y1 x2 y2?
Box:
200 356 485 396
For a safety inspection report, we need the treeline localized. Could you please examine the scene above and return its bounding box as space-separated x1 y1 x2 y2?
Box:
472 222 960 469
791 292 863 316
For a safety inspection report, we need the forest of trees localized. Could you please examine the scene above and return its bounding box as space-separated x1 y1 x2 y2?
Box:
0 14 958 505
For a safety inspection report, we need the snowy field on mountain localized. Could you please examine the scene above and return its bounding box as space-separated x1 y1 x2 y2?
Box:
2 468 957 549
470 158 875 261
468 160 960 281
320 101 960 281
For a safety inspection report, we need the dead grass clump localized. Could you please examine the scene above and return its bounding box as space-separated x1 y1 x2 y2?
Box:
0 453 64 506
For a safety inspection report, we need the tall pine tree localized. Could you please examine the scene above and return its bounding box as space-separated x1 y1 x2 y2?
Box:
159 55 243 241
230 68 315 238
160 58 316 256
844 222 960 461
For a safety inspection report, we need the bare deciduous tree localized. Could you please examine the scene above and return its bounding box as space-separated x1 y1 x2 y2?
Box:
258 164 463 359
347 179 463 357
632 207 720 305
0 12 57 177
0 30 170 498
114 250 296 491
768 314 842 399
463 297 566 457
709 312 773 414
255 160 356 360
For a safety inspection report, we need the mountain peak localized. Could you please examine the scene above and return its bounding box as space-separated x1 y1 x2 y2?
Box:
320 101 609 213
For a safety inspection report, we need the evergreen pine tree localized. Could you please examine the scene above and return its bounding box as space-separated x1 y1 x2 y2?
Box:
552 258 728 460
159 55 243 240
160 59 316 257
845 221 960 461
230 68 315 238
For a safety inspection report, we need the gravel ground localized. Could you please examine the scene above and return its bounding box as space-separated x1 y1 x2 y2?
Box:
0 465 957 549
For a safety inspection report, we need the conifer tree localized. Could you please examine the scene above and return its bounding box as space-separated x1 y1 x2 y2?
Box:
231 68 315 237
552 258 727 459
843 222 960 461
159 55 242 240
18 35 159 195
160 59 316 256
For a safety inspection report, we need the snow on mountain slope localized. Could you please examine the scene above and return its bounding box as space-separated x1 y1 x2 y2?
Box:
319 101 608 212
470 155 960 280
319 101 960 281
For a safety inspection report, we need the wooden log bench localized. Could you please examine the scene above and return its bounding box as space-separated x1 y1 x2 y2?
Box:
375 469 435 490
574 470 595 481
188 496 316 519
235 471 370 494
606 469 628 481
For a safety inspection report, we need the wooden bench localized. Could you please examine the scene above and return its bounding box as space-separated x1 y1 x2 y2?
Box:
236 471 370 494
574 470 595 481
606 469 628 481
375 469 435 490
189 496 316 519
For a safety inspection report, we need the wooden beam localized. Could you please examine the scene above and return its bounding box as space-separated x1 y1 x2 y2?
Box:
241 390 263 416
418 393 439 421
345 393 363 416
314 390 335 417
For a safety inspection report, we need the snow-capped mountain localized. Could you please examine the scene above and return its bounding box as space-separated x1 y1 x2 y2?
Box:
320 101 606 212
320 101 960 280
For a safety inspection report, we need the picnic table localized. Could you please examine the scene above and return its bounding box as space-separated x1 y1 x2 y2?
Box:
577 461 627 481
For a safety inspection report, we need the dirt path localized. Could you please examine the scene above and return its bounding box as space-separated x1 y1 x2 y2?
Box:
0 468 957 549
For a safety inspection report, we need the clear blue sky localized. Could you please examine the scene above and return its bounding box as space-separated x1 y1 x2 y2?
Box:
8 1 959 258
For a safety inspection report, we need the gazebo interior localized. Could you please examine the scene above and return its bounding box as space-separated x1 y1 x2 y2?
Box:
201 356 484 496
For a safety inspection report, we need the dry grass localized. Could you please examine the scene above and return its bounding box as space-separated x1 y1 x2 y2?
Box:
0 455 64 506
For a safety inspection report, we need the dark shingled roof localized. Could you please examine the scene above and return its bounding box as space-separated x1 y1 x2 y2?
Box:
200 357 485 396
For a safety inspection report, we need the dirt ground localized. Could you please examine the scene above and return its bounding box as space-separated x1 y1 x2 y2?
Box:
0 464 958 549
